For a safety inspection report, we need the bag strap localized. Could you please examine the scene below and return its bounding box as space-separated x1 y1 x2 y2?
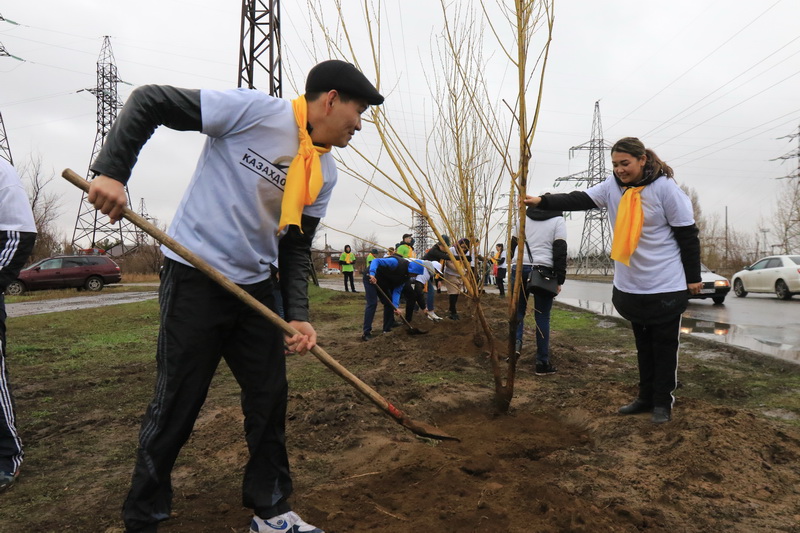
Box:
524 240 533 263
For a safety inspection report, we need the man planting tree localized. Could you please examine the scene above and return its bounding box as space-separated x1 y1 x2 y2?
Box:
86 60 383 533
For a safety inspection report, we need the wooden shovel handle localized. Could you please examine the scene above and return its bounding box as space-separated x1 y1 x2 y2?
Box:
61 168 458 441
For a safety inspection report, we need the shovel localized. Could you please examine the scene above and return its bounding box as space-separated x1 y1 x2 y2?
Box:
372 283 428 335
62 168 458 442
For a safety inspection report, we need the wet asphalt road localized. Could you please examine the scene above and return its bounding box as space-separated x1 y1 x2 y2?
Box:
557 279 800 364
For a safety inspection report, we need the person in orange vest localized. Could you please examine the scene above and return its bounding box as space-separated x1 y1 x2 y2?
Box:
339 244 356 292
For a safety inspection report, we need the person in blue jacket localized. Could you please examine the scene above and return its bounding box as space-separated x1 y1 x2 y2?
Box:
363 256 424 338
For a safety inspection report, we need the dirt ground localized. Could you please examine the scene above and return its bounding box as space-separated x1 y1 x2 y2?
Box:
6 290 800 532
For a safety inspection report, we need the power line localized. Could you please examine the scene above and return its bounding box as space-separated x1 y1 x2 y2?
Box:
606 0 782 131
672 113 800 167
642 35 800 139
671 108 800 162
653 69 800 149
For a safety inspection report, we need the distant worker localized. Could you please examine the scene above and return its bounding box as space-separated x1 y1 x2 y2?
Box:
405 260 443 323
340 244 356 292
365 255 425 336
493 243 507 297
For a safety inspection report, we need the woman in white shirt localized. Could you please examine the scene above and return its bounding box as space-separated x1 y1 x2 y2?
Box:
523 137 702 424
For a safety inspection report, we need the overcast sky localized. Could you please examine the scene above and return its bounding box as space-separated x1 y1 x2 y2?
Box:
2 0 798 255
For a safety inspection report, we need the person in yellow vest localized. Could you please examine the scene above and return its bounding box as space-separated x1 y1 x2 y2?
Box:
365 248 378 269
339 244 356 292
396 233 416 258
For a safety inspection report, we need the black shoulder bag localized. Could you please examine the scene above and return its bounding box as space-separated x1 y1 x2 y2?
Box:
524 241 558 297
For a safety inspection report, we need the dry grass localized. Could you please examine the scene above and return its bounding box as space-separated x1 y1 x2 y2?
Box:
120 272 160 283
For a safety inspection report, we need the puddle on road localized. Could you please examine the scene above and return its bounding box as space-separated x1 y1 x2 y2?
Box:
6 291 158 318
559 297 800 365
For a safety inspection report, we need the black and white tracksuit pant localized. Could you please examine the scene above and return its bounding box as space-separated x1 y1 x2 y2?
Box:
0 294 24 476
123 259 292 531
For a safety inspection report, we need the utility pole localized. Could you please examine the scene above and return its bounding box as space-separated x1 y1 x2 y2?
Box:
71 36 139 256
238 0 282 95
554 101 614 275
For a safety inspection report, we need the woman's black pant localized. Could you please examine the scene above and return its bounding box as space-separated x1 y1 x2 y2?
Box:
630 315 682 409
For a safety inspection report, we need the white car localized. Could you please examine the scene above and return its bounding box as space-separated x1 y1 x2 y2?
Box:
732 255 800 300
322 267 340 275
689 264 730 305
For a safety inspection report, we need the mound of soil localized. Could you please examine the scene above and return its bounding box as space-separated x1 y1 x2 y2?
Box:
155 292 800 532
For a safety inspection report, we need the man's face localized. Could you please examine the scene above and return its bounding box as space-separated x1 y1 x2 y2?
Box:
313 91 369 148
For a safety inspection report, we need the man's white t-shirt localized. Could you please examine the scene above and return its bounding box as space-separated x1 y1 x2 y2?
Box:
164 89 337 284
586 175 694 294
0 159 37 233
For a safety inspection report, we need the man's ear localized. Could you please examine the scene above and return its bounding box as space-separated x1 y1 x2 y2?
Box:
324 90 338 112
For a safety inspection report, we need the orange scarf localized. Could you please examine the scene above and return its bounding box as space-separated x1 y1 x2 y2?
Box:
278 95 331 233
610 186 645 266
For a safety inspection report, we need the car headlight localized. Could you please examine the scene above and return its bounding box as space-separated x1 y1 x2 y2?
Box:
714 280 730 288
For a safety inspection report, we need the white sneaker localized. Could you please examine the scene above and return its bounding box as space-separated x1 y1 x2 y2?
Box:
427 311 443 321
251 511 324 533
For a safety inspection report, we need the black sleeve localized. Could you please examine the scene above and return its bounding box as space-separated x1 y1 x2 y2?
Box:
278 215 320 323
497 255 505 267
552 239 567 285
672 224 701 284
422 247 449 261
0 231 37 291
539 191 597 211
90 85 203 183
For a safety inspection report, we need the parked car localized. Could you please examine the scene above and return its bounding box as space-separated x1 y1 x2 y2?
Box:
731 255 800 300
322 267 340 275
5 255 122 295
690 264 731 305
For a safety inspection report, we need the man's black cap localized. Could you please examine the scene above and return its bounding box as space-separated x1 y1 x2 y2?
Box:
306 60 384 105
402 233 413 240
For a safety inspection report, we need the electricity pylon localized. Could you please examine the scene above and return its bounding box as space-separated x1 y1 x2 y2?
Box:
238 0 282 95
413 211 430 254
554 101 614 275
772 125 799 180
71 36 139 256
1 38 20 164
0 112 12 164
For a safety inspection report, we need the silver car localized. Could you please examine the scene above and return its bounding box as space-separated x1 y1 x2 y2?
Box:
732 255 800 300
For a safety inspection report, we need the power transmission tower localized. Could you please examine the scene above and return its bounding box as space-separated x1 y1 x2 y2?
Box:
1 38 20 165
0 112 12 164
554 101 614 275
413 211 430 253
135 198 152 246
772 125 799 180
71 36 139 256
238 0 282 95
